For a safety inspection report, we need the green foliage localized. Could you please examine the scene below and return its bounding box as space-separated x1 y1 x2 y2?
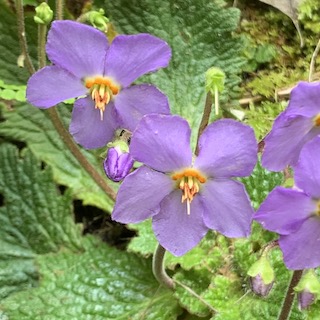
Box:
241 159 283 210
244 101 286 140
0 80 26 102
0 143 83 299
299 0 320 34
100 0 245 146
242 37 277 72
1 236 181 320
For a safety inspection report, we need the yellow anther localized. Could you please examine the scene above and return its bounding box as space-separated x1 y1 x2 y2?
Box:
84 76 120 121
171 168 206 215
314 114 320 127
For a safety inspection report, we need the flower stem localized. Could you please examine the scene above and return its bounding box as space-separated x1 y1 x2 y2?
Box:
38 24 47 69
309 36 320 82
195 92 212 156
55 0 64 20
15 0 36 74
152 244 175 290
277 270 303 320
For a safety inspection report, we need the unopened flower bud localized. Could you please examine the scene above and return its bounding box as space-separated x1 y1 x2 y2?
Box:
295 270 320 310
34 3 53 25
104 141 134 182
87 9 109 32
247 256 274 297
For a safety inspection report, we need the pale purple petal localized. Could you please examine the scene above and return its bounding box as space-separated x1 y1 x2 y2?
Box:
262 113 319 171
279 216 320 269
130 114 192 173
70 97 119 149
152 190 208 256
112 166 173 224
195 119 257 178
295 136 320 198
27 66 86 108
104 34 171 87
46 20 107 79
114 84 170 131
254 187 315 235
286 82 320 118
201 179 253 237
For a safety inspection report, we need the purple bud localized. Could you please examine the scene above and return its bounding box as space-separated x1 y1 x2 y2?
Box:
250 274 274 297
104 147 134 182
298 290 315 310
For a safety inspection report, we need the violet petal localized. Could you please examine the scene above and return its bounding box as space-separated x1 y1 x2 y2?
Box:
262 113 318 171
104 33 171 87
130 114 192 173
195 119 257 178
26 66 86 108
279 216 320 269
254 187 314 235
152 190 208 256
295 136 320 198
70 97 118 149
114 84 170 132
286 82 320 118
201 179 253 237
112 166 173 224
46 20 107 79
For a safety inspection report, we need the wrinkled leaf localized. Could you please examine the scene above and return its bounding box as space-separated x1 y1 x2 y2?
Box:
0 143 83 299
1 236 181 320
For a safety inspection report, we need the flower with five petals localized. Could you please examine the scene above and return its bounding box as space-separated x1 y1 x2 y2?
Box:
27 20 171 149
112 114 257 256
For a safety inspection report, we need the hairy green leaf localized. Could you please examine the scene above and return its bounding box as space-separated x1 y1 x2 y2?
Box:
1 236 181 320
0 143 83 299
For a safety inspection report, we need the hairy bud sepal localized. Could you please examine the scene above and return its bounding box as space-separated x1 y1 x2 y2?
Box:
248 256 275 297
34 3 53 25
295 270 320 310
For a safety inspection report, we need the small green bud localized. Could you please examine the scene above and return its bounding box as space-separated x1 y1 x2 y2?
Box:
248 256 275 297
34 3 53 25
295 270 320 310
87 9 109 33
205 67 225 95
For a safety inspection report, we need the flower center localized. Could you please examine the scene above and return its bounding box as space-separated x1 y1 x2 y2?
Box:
85 76 120 120
313 114 320 127
171 168 207 215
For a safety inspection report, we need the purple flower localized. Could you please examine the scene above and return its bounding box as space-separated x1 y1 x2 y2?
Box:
262 82 320 171
27 20 171 149
255 136 320 269
112 114 257 256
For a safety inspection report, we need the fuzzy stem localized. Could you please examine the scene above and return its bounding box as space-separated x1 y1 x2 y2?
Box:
309 37 320 82
55 0 64 20
37 24 47 69
195 92 212 156
277 270 303 320
15 0 36 74
152 244 175 290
